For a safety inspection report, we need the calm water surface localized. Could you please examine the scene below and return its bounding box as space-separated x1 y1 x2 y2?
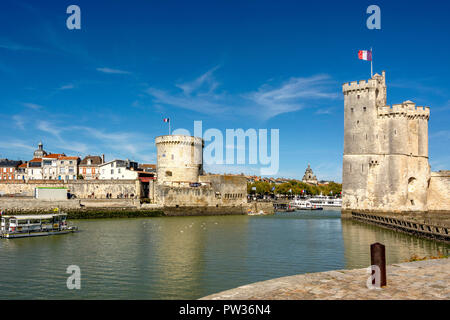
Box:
0 210 448 299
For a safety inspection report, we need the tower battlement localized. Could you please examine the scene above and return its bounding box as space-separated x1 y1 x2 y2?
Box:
342 79 378 93
342 71 386 94
377 101 430 119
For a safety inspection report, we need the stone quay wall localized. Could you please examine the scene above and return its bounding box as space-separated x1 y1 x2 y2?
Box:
202 258 450 300
0 180 141 199
0 198 140 212
0 198 272 217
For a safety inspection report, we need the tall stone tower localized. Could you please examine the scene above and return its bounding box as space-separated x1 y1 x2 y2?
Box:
155 135 204 184
342 72 430 214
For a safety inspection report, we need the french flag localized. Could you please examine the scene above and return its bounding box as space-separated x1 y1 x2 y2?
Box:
358 50 372 61
163 118 170 123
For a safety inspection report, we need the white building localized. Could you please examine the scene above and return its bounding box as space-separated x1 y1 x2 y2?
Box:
15 163 27 181
56 156 79 181
79 155 104 180
42 154 64 180
27 158 43 180
98 159 139 180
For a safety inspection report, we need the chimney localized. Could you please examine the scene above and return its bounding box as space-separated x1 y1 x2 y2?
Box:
102 154 105 163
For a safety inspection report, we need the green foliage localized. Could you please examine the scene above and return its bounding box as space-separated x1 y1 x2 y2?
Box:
247 180 342 196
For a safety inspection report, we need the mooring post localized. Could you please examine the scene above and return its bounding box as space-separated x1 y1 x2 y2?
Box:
370 242 387 287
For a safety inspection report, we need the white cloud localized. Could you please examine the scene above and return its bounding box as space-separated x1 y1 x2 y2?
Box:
430 130 450 140
433 100 450 112
96 67 131 75
33 121 155 163
23 102 44 110
176 66 220 95
0 141 35 152
245 75 339 119
37 121 62 140
0 39 42 52
12 115 25 130
315 107 334 115
146 68 339 120
59 83 75 90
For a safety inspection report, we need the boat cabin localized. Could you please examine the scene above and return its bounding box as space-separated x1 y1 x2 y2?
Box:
1 214 68 233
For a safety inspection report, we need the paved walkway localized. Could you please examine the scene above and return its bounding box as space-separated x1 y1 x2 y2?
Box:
202 258 450 300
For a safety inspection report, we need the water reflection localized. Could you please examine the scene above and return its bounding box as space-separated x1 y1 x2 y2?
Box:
0 212 447 299
341 219 449 269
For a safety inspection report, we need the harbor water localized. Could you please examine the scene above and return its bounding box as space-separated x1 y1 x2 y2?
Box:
0 210 448 299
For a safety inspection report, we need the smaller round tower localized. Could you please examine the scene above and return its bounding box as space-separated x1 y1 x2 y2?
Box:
155 135 204 184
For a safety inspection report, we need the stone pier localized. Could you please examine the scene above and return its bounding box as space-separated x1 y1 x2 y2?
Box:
202 258 450 300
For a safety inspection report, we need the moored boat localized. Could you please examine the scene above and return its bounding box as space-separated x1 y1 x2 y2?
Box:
308 195 342 209
290 198 324 210
0 213 78 239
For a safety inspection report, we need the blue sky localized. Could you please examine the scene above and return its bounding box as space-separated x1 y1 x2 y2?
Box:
0 0 449 182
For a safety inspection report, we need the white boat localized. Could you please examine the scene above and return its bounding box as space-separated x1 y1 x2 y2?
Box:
1 213 78 239
308 195 342 209
290 198 323 210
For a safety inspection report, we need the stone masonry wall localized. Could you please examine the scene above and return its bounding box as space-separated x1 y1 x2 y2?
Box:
427 171 450 212
0 180 140 199
155 175 247 207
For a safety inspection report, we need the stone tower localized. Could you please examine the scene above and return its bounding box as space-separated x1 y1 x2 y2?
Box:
342 72 430 213
155 135 204 184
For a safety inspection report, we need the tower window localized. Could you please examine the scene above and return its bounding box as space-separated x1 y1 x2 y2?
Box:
363 107 366 112
351 108 354 113
357 95 360 99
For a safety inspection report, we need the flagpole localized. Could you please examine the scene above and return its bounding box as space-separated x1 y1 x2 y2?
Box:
371 47 373 78
169 119 171 135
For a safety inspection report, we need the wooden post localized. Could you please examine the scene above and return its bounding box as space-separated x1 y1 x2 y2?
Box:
370 242 387 287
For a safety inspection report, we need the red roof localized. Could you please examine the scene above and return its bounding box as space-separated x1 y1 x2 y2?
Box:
59 156 79 160
19 163 27 168
44 154 65 159
29 158 42 162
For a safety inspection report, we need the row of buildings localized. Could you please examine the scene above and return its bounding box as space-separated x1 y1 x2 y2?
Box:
0 142 156 182
1 141 325 185
246 164 325 186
